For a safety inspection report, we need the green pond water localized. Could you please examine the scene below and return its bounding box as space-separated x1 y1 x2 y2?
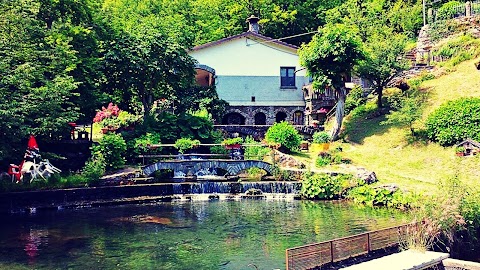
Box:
0 200 410 270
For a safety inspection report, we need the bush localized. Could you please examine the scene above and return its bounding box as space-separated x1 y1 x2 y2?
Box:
174 138 200 154
347 185 419 208
345 85 367 114
264 121 301 152
95 133 127 170
82 152 106 185
133 133 162 154
312 131 331 143
301 172 355 199
222 137 243 146
436 1 462 20
244 136 270 160
425 98 480 146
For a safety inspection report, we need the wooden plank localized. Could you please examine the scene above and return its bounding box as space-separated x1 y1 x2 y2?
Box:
341 250 449 270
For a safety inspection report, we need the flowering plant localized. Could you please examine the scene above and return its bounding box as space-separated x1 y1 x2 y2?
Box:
93 103 120 123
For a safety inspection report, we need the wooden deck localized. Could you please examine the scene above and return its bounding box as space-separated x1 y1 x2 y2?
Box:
341 250 449 270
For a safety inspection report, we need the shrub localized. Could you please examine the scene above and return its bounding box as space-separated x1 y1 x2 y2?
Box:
345 85 367 114
301 172 355 199
264 121 301 152
312 131 331 143
81 152 106 185
425 98 480 146
244 136 270 160
316 153 331 167
347 185 419 208
436 1 462 20
315 149 349 167
222 137 243 146
174 138 200 154
95 133 127 170
134 133 162 153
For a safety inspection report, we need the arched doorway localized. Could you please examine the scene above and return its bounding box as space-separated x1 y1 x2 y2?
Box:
275 111 287 123
194 64 216 87
222 112 246 125
292 111 304 125
254 112 266 125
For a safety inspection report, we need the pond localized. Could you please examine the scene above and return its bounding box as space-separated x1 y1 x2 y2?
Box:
0 200 410 270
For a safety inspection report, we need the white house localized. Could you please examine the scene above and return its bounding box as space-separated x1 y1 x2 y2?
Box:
189 16 311 126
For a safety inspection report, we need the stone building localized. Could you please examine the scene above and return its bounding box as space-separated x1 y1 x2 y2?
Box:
189 16 310 126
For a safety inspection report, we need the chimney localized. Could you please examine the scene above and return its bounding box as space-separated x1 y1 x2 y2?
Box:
246 15 260 34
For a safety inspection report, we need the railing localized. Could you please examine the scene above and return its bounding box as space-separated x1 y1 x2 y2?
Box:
285 223 418 270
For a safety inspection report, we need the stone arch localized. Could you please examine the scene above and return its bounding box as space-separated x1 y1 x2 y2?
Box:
222 110 246 125
254 112 267 125
143 160 272 177
275 111 287 123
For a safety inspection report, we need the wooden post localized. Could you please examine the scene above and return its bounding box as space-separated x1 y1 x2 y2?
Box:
367 232 371 252
330 241 334 263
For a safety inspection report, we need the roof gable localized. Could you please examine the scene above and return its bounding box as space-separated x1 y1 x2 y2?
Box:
192 32 298 53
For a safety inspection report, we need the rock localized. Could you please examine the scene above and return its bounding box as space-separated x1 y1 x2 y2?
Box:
355 168 378 184
375 184 399 193
245 188 263 195
274 150 306 169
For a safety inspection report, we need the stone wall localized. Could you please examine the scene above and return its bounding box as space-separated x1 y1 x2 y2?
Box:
225 105 305 125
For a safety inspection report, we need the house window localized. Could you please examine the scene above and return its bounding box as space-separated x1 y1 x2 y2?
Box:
280 67 296 88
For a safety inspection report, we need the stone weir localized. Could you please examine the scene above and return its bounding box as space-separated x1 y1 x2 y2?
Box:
0 181 301 214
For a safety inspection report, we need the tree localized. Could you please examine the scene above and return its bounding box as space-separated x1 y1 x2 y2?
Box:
0 1 80 162
299 23 364 140
103 32 196 119
355 29 409 109
381 91 425 136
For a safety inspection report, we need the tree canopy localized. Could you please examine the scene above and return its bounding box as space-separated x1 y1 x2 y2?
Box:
0 0 424 164
299 23 364 140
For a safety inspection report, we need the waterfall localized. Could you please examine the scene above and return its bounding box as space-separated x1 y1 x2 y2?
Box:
168 181 301 195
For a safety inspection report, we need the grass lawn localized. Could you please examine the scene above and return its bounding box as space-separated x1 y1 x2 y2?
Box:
321 58 480 193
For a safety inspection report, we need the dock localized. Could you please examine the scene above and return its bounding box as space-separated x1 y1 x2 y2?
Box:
341 250 449 270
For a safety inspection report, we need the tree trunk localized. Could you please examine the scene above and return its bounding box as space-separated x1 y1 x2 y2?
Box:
141 90 151 121
376 86 383 109
330 86 347 141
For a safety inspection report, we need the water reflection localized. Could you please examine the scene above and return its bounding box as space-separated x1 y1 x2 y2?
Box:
0 200 410 269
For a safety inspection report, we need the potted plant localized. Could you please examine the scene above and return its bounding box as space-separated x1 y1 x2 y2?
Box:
455 146 465 156
313 131 331 151
222 137 243 149
174 138 200 154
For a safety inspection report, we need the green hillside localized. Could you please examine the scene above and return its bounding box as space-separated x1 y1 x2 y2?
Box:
332 59 480 193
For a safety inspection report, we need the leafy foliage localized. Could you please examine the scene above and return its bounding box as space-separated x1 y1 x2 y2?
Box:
436 1 462 20
264 121 301 153
174 138 200 154
222 137 243 146
103 31 195 117
382 90 426 136
299 23 364 139
244 136 271 160
345 85 367 114
433 33 480 67
94 133 127 170
425 98 480 146
301 172 356 199
348 184 419 208
312 131 331 143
